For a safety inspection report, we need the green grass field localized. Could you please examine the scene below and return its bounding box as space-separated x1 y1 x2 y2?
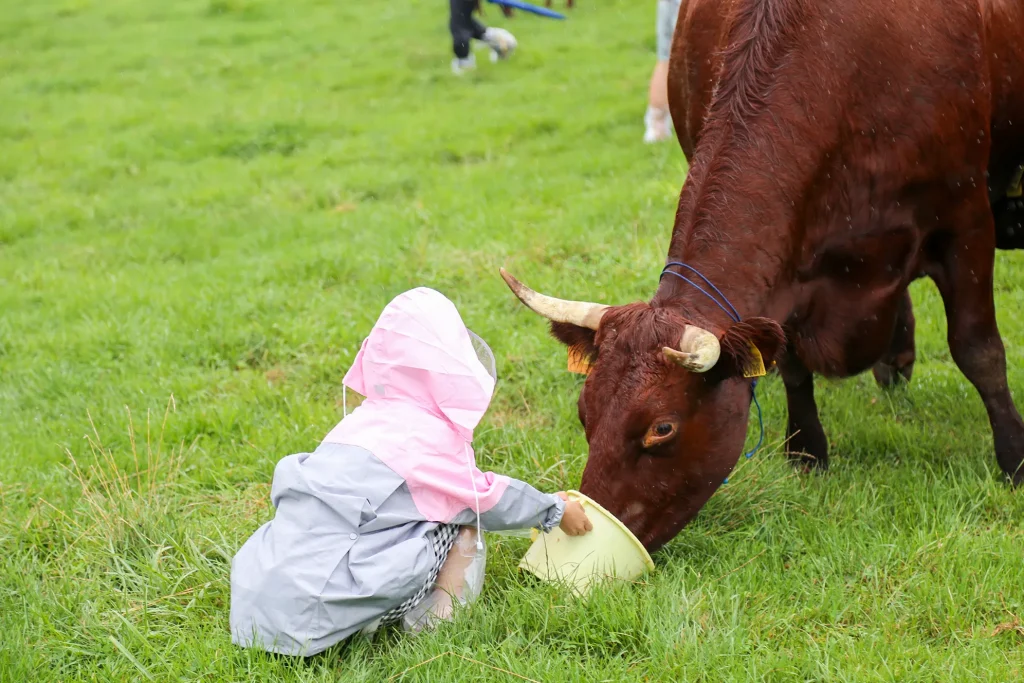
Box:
2 0 1023 680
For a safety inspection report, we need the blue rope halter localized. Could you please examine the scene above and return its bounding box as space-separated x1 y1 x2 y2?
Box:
659 262 765 483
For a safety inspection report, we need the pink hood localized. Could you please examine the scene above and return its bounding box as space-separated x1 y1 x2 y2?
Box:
322 287 510 522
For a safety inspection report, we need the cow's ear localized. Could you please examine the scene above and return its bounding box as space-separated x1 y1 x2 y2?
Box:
714 318 785 379
550 322 598 371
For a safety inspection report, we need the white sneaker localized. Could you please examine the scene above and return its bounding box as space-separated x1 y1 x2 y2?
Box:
451 54 476 75
643 106 672 143
482 27 517 62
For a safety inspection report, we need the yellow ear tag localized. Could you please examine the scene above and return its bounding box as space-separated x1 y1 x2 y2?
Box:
567 345 592 375
743 343 767 378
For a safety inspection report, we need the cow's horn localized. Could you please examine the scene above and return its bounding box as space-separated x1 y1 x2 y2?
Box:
662 325 721 372
499 268 608 330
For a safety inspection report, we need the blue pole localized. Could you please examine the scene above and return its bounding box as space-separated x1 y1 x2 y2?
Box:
486 0 566 20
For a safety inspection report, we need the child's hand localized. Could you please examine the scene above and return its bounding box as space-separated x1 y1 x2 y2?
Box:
556 492 593 536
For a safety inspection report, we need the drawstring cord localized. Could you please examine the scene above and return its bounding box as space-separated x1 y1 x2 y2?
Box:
464 442 485 551
660 262 765 483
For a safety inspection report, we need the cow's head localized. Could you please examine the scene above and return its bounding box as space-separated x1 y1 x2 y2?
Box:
501 269 784 551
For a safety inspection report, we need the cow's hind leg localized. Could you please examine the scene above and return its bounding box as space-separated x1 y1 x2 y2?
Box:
872 289 916 388
932 200 1024 484
780 354 829 471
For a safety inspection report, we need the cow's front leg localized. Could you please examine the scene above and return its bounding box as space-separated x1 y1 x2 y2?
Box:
872 289 916 388
932 198 1024 484
780 354 829 471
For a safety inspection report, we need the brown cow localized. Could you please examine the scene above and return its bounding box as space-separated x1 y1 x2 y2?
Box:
502 0 1024 551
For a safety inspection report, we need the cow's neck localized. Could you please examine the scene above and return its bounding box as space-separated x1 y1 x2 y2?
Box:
652 136 800 329
651 0 811 329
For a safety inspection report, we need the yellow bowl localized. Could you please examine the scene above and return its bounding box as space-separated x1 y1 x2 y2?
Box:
518 490 655 595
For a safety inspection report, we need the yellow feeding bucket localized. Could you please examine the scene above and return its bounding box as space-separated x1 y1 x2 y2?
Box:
518 491 655 595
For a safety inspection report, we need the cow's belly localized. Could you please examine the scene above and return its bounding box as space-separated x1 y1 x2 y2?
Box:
784 224 918 378
787 284 907 379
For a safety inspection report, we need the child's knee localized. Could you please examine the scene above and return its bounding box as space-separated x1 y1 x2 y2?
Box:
453 526 479 551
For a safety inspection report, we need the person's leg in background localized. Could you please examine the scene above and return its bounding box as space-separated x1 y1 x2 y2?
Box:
450 0 484 73
645 0 681 142
449 0 518 75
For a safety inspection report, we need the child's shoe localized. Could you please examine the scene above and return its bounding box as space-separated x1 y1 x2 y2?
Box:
482 27 517 62
451 53 477 75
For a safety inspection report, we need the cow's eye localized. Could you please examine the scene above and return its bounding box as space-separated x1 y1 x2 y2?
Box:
643 419 679 448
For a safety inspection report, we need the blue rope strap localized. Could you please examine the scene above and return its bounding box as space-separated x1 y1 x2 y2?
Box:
660 262 765 483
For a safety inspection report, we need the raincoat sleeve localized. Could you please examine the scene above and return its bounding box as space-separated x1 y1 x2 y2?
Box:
450 479 565 532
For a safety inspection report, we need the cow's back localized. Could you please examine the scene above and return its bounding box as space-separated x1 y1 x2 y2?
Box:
666 0 732 160
668 0 1024 205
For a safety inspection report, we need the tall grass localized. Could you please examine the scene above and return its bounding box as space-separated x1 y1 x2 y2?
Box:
2 0 1023 680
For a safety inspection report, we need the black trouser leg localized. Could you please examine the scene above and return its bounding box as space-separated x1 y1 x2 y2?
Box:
450 0 487 59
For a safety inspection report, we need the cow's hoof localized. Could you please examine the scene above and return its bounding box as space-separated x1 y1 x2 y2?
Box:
785 428 829 472
787 450 829 473
872 352 915 390
998 454 1024 487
